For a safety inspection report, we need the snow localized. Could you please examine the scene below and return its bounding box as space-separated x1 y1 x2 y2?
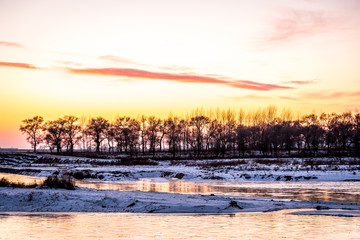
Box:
1 154 359 182
1 153 359 215
0 187 359 214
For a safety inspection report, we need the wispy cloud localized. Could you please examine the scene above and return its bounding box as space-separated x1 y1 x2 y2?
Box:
278 96 297 101
0 61 39 69
225 90 360 103
283 79 319 85
226 95 274 101
158 65 195 72
0 41 23 48
99 55 145 65
226 94 299 102
227 81 292 91
270 90 360 102
67 67 293 91
55 60 83 67
303 91 360 99
262 8 341 46
99 55 194 72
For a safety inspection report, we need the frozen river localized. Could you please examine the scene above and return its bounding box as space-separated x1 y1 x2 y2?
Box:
1 173 359 203
0 173 359 239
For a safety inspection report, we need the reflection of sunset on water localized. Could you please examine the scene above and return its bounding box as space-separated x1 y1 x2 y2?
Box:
76 179 360 204
1 173 359 203
1 210 360 240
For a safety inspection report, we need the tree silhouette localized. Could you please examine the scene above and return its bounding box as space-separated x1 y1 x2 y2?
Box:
63 115 80 154
19 116 44 152
86 117 109 152
20 108 360 157
352 113 360 156
190 115 210 156
139 115 147 155
43 118 66 153
147 116 161 157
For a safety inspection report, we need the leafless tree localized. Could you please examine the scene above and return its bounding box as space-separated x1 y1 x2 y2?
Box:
86 117 109 152
43 118 67 153
104 123 116 153
63 115 80 154
79 115 90 152
147 116 161 157
190 115 210 156
165 116 182 157
20 108 360 157
20 116 44 152
139 115 147 155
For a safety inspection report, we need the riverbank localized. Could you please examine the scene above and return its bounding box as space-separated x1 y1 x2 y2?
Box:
1 186 360 215
1 152 359 182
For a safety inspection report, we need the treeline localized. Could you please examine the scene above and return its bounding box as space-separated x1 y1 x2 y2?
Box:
19 106 360 157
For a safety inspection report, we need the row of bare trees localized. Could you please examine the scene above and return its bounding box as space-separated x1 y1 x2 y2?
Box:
20 107 360 157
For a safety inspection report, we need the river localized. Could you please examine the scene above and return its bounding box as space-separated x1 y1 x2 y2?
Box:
0 173 359 239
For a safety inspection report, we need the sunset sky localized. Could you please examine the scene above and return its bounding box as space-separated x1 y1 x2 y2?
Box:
1 0 360 148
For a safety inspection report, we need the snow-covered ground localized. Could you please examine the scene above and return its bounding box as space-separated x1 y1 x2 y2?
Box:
1 153 360 216
1 152 359 182
0 187 359 215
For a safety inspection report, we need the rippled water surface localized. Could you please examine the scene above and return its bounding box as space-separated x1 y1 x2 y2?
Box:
0 211 359 240
1 173 360 239
1 173 359 203
77 179 360 203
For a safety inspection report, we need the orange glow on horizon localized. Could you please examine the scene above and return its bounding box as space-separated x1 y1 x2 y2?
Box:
0 0 359 148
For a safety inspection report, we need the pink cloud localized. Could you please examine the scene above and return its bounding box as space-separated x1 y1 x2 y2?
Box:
278 96 297 100
0 41 23 48
99 55 141 65
227 95 299 102
55 60 83 67
284 79 319 85
68 67 292 91
0 61 39 69
302 91 360 99
227 81 292 91
226 95 274 101
263 8 341 45
159 65 195 72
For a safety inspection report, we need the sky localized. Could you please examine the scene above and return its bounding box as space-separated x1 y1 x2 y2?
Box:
0 0 360 148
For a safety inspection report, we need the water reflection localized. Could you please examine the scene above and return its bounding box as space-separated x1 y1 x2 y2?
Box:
0 173 44 185
0 211 359 240
77 179 360 204
1 173 359 204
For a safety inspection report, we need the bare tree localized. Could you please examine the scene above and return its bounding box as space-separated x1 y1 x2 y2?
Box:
44 134 55 153
139 115 148 155
236 125 251 156
86 117 109 152
158 119 168 153
165 116 182 157
352 113 360 156
19 107 360 157
63 115 80 154
20 116 44 152
127 118 140 156
43 118 67 153
79 115 90 152
147 116 161 157
114 116 131 152
301 114 324 155
190 115 210 156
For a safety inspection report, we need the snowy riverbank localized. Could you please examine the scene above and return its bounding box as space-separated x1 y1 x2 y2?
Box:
1 152 360 182
0 187 360 215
